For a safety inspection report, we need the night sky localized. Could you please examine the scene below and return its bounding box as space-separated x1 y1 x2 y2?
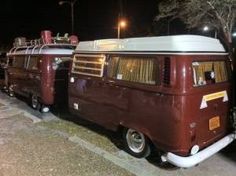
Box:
0 0 159 47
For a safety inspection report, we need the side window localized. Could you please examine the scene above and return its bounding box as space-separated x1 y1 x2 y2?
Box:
72 54 105 77
8 57 13 67
192 61 228 86
13 56 25 68
107 56 157 85
27 57 39 70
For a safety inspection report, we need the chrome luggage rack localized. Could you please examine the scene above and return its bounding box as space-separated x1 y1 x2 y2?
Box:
7 33 77 56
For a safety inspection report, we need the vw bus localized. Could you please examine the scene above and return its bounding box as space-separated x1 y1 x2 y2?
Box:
68 35 235 167
6 30 78 112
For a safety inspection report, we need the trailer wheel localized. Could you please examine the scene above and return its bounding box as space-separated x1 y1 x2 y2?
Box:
8 85 14 97
123 128 151 158
31 95 40 110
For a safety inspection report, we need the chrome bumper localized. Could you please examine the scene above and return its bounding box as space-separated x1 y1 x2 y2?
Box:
161 132 236 168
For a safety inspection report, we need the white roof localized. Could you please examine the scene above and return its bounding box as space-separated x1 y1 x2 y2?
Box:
75 35 226 54
34 48 74 55
7 44 75 56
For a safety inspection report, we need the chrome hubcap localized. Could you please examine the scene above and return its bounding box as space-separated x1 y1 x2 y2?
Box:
126 129 145 153
42 106 49 113
9 85 14 96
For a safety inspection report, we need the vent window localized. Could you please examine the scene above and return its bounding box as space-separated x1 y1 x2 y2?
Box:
72 54 105 77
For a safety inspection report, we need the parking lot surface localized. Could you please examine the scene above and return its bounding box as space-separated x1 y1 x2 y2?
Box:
0 92 236 176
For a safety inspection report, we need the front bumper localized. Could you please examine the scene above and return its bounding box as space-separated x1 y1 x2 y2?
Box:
161 132 236 168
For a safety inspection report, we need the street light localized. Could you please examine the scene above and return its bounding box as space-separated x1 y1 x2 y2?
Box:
117 19 127 39
233 32 236 37
202 25 218 38
203 26 209 32
59 0 78 34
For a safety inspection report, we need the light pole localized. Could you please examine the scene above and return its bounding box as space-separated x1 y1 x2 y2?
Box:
59 0 78 34
117 19 126 39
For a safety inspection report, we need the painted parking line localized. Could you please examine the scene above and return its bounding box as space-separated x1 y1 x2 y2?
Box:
0 107 41 123
23 112 42 123
68 135 182 176
0 107 22 119
0 102 41 122
0 105 10 111
0 92 55 123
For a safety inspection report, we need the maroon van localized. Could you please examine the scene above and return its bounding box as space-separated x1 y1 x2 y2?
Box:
68 35 235 168
6 30 78 112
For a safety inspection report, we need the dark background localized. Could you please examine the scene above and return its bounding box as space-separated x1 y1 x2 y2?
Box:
0 0 161 47
1 0 233 49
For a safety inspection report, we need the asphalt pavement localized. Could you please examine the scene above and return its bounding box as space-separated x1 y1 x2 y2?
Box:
0 91 236 176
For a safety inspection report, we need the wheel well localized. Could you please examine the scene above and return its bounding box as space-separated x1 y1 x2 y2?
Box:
117 125 125 134
117 125 155 149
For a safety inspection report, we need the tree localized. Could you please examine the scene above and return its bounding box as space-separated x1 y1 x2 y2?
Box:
156 0 236 109
155 0 236 54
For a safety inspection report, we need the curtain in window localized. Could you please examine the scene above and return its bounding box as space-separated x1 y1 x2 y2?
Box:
194 62 213 81
107 57 119 78
193 61 228 86
113 57 156 84
213 61 228 83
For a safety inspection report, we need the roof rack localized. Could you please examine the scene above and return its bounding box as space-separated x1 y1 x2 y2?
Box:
13 30 78 48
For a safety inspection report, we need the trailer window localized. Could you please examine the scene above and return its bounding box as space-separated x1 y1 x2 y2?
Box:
192 61 228 86
8 58 13 67
108 56 157 85
72 55 105 77
27 57 39 70
13 56 25 68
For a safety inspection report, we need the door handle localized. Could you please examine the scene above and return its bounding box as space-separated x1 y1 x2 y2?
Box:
155 92 163 96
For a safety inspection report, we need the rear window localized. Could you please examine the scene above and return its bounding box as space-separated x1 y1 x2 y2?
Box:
27 56 39 70
192 61 228 86
12 56 26 68
107 56 158 85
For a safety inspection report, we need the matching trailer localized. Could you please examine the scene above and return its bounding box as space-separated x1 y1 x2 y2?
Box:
68 35 236 167
6 30 78 112
4 32 236 167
